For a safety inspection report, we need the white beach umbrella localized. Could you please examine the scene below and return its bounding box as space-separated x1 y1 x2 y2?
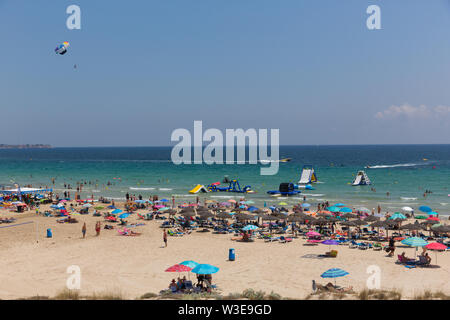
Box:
401 207 414 212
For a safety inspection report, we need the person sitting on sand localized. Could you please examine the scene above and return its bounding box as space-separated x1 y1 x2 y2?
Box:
401 252 414 262
169 279 178 291
425 252 431 264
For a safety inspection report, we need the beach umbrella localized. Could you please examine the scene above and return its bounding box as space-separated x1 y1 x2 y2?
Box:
427 212 438 216
327 206 340 213
389 213 406 220
198 211 214 219
402 237 428 258
321 239 340 251
357 207 371 213
135 200 146 204
306 231 321 237
334 203 346 207
278 202 288 206
107 205 116 209
158 207 170 212
401 206 414 212
425 242 447 264
216 212 232 219
426 216 439 222
165 263 193 280
364 216 380 222
339 207 352 213
320 268 349 287
180 260 199 269
341 213 356 220
302 203 311 208
119 213 130 219
228 199 236 203
415 215 428 220
160 199 169 202
111 209 123 214
165 264 192 272
181 211 196 217
191 264 219 275
235 213 257 221
242 225 259 231
219 202 232 207
419 206 432 213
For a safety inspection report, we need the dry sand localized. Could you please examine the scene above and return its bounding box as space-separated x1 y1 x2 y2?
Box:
0 203 449 299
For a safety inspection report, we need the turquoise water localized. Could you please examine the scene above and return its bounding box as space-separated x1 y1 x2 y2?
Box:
0 145 448 215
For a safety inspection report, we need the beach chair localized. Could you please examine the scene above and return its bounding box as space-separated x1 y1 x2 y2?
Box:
373 243 383 251
279 236 293 243
349 240 358 249
184 281 194 293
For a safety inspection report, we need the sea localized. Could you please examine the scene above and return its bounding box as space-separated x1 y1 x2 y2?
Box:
0 145 449 215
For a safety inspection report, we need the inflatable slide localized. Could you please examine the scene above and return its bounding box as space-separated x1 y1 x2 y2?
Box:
189 185 209 194
352 171 371 186
298 165 317 184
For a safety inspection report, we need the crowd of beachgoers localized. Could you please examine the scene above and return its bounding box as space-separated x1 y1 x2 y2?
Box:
0 189 449 299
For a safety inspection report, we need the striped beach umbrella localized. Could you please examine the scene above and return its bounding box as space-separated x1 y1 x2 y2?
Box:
389 213 406 220
321 268 349 286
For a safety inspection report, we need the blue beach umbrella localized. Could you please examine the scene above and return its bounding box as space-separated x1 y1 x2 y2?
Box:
401 237 428 247
111 209 123 214
302 203 311 208
419 206 432 213
427 212 438 216
180 260 199 269
119 213 130 219
242 225 259 231
389 213 406 220
321 268 349 286
158 207 170 212
327 206 340 213
135 200 145 203
191 264 220 275
160 199 169 202
402 237 428 258
339 207 352 213
247 206 258 212
334 203 346 207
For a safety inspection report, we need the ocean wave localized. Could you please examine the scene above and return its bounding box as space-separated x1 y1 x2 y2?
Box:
367 163 424 169
401 197 418 200
158 188 173 191
301 193 325 197
129 187 155 191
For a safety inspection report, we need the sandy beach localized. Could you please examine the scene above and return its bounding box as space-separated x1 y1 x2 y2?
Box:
0 201 449 300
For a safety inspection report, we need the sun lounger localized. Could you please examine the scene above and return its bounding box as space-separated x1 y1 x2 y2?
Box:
349 240 359 249
279 236 293 243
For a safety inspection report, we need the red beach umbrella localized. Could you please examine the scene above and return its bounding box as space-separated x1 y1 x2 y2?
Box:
425 242 447 264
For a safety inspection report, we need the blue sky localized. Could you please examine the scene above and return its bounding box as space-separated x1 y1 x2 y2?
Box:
1 0 450 146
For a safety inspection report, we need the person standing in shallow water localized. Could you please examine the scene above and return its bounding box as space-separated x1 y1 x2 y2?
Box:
82 222 87 239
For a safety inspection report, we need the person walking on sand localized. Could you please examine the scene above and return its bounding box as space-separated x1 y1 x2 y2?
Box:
82 222 87 239
163 230 168 247
95 221 101 236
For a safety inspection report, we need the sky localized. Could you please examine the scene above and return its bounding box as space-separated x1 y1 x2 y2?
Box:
0 0 450 147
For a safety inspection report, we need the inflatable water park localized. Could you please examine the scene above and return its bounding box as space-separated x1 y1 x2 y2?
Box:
189 179 254 194
266 166 317 196
352 170 372 186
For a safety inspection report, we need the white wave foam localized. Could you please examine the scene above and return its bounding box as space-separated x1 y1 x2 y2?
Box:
158 188 173 191
129 187 155 191
301 193 325 197
401 197 418 200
